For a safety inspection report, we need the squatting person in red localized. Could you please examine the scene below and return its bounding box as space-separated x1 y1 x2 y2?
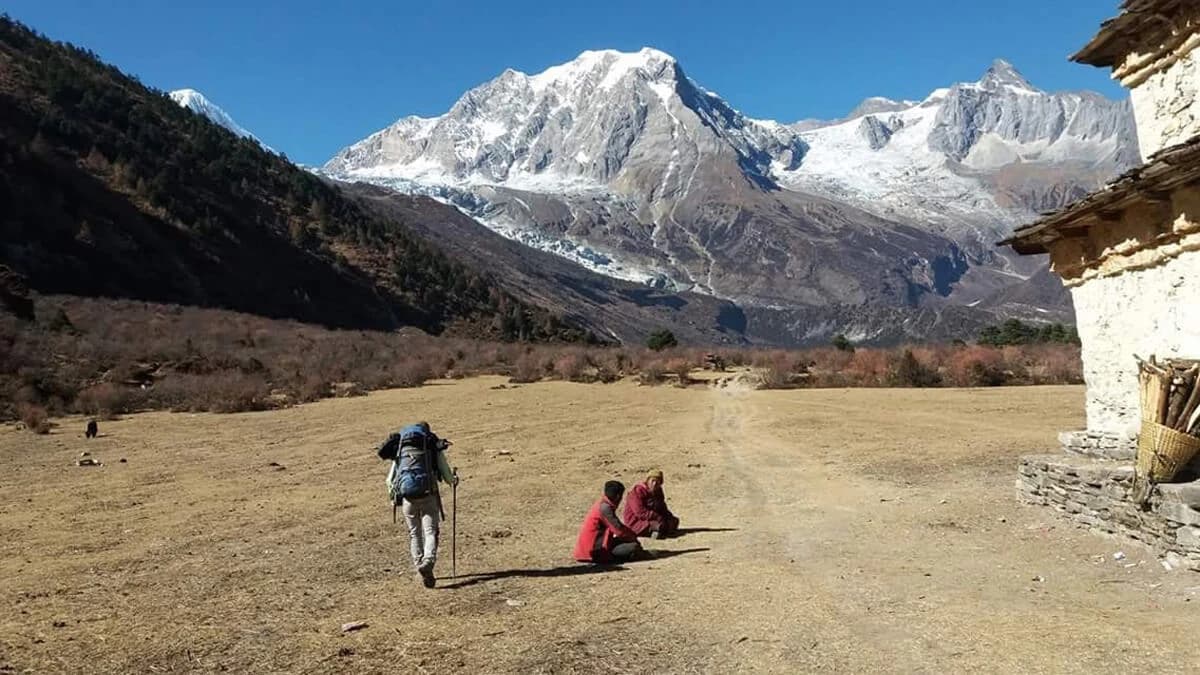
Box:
573 480 642 563
623 470 679 539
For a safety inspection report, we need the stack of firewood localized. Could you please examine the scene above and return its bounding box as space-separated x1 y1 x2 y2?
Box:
1133 356 1200 503
1138 356 1200 438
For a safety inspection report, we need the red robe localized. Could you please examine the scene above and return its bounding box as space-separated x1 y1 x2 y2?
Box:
573 496 638 562
622 481 679 536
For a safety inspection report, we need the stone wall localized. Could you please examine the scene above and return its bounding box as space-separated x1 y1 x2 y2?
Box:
1017 453 1200 570
1067 249 1200 435
1057 430 1136 460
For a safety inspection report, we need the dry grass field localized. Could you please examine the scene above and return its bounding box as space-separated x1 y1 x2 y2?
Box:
2 376 1199 673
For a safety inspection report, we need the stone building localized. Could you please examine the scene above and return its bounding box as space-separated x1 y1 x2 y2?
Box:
1003 0 1200 569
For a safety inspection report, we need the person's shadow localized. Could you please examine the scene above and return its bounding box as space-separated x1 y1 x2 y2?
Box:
440 547 711 589
672 527 737 537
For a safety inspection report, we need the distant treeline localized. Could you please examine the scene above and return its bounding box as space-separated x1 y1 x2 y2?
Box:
977 319 1079 347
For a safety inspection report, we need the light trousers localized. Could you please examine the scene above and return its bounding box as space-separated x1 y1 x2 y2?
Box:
401 494 441 570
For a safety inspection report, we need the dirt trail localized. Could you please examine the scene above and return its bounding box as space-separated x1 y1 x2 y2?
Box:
2 377 1199 673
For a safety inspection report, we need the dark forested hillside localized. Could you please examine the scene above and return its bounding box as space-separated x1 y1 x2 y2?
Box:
0 16 589 342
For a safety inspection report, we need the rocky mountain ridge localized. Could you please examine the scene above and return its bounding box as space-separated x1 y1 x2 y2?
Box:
321 51 1135 333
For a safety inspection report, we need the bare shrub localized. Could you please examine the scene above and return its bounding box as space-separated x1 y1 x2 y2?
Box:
945 346 1006 387
842 349 888 386
75 383 132 419
552 353 586 382
149 372 270 413
638 361 666 386
393 360 435 388
593 366 621 384
1034 344 1084 384
758 351 810 389
0 297 1089 423
509 354 544 384
296 375 330 403
664 357 694 387
333 382 366 398
19 403 50 434
888 349 942 388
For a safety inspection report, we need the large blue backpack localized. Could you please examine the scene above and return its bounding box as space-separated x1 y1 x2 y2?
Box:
389 424 437 501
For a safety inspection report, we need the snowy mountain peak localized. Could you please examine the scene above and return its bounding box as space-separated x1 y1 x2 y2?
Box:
324 45 797 190
977 58 1038 94
323 50 1134 306
169 88 267 147
521 47 679 94
847 96 916 120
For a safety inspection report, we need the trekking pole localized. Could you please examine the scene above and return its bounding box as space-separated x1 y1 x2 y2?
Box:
452 467 458 579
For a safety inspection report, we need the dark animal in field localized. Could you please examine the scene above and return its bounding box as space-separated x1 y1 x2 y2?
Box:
85 420 98 438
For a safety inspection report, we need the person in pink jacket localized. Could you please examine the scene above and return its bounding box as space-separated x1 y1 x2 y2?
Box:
622 470 679 539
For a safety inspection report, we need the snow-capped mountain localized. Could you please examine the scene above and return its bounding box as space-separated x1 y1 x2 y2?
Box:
169 89 269 149
779 59 1135 247
324 50 1136 326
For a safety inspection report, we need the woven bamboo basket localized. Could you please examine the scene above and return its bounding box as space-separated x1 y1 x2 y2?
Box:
1136 419 1200 483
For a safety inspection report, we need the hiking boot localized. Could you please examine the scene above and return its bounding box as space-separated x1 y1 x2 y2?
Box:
418 564 436 589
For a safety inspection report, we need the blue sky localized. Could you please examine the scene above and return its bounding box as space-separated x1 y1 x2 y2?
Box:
6 0 1125 165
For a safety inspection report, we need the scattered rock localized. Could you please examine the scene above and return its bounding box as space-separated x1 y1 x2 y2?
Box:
267 462 286 471
76 458 100 467
488 529 513 539
51 620 67 628
79 451 90 458
1162 551 1185 571
340 621 368 633
997 517 1007 523
337 646 355 657
494 450 513 457
504 599 524 607
1031 575 1045 583
489 384 507 390
119 458 127 463
1113 551 1127 561
938 499 948 505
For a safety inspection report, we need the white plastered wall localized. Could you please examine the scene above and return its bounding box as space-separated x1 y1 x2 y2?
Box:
1129 43 1200 161
1070 250 1200 435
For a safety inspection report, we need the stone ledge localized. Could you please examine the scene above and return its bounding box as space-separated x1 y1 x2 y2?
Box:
1057 429 1136 460
1017 453 1200 570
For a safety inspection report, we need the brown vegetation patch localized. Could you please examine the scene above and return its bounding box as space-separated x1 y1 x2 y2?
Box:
0 296 1084 424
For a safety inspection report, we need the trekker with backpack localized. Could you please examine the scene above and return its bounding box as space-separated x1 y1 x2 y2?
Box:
378 422 457 588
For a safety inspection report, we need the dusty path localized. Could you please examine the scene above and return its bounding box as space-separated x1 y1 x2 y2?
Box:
2 377 1199 673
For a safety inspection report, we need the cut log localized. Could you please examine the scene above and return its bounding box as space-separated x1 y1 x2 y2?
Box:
1175 367 1200 432
1166 376 1188 428
1155 371 1173 424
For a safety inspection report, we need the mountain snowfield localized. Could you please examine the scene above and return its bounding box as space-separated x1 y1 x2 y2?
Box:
320 49 1135 326
777 60 1133 248
169 89 271 150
